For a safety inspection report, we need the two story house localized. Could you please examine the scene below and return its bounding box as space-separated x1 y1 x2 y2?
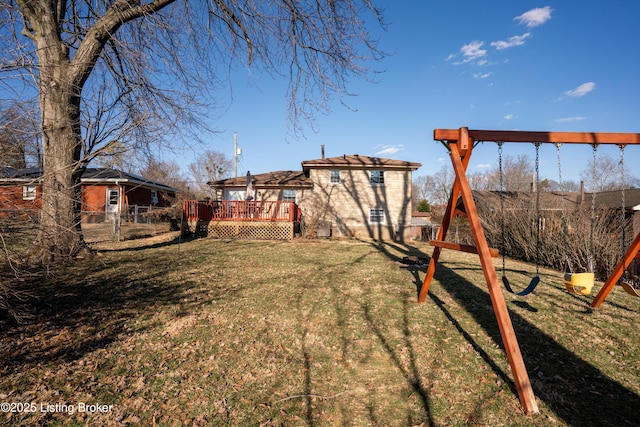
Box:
207 154 421 241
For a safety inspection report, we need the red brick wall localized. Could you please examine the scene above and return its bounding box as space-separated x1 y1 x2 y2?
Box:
2 182 175 219
0 184 42 218
123 185 174 207
124 185 151 206
82 184 175 211
82 185 108 212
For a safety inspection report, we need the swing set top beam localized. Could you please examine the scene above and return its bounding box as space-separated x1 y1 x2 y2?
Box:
435 128 640 145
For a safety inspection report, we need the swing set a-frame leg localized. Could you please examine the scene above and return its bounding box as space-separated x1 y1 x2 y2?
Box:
418 138 473 302
591 230 640 308
419 127 539 415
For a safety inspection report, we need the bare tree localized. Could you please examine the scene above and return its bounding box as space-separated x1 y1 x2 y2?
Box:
0 0 385 260
482 202 626 281
188 150 232 199
90 140 134 171
412 175 431 206
468 170 492 191
580 152 638 191
140 158 190 197
498 154 534 192
428 165 455 206
0 100 41 168
541 178 581 193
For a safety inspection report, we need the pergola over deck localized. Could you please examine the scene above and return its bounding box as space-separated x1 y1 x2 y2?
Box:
421 127 640 416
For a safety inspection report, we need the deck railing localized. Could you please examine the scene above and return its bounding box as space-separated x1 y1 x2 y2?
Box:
183 200 300 222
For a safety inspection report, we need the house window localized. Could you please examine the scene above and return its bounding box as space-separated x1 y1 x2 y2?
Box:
370 170 384 185
151 190 158 205
282 189 297 202
22 185 36 200
330 170 341 184
369 208 385 224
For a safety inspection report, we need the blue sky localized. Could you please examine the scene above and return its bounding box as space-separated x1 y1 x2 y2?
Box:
176 2 640 184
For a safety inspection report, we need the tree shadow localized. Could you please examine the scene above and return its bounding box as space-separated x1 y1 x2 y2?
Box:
0 246 234 374
372 242 640 426
309 157 414 242
92 232 188 253
362 297 436 426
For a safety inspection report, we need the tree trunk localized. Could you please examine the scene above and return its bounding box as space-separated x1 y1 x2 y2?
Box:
19 0 175 261
33 26 88 260
37 88 87 260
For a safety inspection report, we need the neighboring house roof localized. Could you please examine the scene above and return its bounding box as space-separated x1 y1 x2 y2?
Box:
0 167 44 182
301 155 422 172
0 167 178 193
587 189 640 210
411 211 433 226
209 170 313 189
80 168 178 193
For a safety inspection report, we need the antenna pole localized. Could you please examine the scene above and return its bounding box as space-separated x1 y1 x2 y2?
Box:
234 132 238 178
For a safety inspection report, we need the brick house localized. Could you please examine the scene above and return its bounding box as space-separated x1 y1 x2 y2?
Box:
207 154 421 241
0 167 178 221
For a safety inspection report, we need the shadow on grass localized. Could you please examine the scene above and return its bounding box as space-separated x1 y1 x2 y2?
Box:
0 245 237 376
362 298 437 427
372 241 640 427
92 232 188 253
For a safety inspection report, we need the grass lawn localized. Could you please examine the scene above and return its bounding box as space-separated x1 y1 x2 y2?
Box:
1 235 640 426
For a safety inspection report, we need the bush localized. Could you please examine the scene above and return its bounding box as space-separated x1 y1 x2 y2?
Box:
480 197 630 280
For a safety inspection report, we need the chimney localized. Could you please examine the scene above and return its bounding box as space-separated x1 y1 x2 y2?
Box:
321 144 325 159
531 171 536 193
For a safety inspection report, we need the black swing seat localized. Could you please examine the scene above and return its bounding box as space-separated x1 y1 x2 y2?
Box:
620 276 640 297
502 275 540 297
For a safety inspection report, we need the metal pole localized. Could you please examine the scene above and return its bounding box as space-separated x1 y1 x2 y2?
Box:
234 132 238 178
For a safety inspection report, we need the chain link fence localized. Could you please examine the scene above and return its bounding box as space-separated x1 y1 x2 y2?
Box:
82 205 180 243
0 205 180 247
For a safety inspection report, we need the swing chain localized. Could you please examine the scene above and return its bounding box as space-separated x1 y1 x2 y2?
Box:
555 143 563 186
620 144 627 278
534 142 541 275
556 143 571 273
589 144 598 273
497 142 506 273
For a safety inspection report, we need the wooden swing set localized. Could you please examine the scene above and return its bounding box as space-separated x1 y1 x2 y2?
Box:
419 127 640 415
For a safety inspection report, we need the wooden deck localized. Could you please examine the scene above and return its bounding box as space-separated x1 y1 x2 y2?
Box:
183 200 300 222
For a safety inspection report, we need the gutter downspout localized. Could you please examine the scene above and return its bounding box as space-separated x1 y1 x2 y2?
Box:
116 180 121 242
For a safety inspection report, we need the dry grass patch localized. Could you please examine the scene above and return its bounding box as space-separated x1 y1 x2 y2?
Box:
1 236 639 426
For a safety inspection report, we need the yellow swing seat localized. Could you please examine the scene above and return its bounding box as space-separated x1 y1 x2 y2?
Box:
563 272 594 296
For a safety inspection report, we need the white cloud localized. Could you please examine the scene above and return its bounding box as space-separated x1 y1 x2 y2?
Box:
474 72 491 79
476 163 492 169
504 113 514 120
374 144 403 156
491 33 531 50
555 116 587 123
563 82 596 98
456 40 487 64
514 6 552 28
